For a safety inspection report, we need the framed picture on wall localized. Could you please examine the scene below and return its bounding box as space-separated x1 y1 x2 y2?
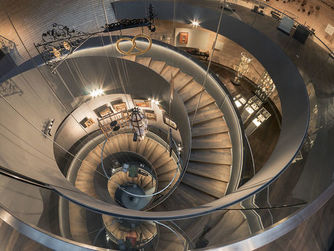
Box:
179 32 189 45
80 117 95 128
163 114 177 130
111 99 128 112
144 110 157 121
94 104 112 118
134 99 151 108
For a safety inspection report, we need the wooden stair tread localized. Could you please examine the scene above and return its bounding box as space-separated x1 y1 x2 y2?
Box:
178 80 203 102
148 145 167 164
136 56 151 67
189 104 222 119
152 154 173 168
190 150 232 165
184 90 212 107
117 134 129 151
156 183 216 210
156 161 176 175
173 71 193 91
191 110 223 126
160 65 180 81
192 125 229 137
122 55 136 61
191 141 231 150
192 118 227 128
136 137 149 156
187 162 230 182
149 60 166 74
182 173 227 198
204 211 247 243
158 171 178 182
192 136 232 149
186 97 216 114
142 139 156 157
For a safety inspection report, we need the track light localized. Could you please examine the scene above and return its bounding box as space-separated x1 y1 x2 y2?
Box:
90 88 104 98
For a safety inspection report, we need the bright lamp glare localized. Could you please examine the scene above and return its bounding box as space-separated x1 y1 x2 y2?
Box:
151 99 159 105
191 20 200 27
90 89 104 97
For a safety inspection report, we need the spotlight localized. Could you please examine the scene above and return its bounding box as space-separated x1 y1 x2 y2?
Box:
151 98 159 105
90 89 104 98
191 20 200 28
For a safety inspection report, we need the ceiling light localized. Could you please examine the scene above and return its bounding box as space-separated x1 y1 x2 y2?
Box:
90 89 104 98
151 99 159 105
191 20 200 28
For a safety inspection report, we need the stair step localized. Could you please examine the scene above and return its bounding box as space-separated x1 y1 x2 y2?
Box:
187 162 230 182
204 210 248 243
136 56 151 67
104 140 115 155
146 143 159 161
190 150 232 165
156 161 176 175
178 80 203 103
110 136 121 153
192 125 229 137
142 176 154 189
149 60 166 74
136 137 149 156
184 90 212 107
156 183 216 210
153 154 173 169
138 224 154 240
192 133 232 148
191 110 223 126
117 134 129 151
186 97 215 114
181 217 211 242
182 173 227 198
142 138 155 157
192 117 227 128
160 65 180 82
148 145 167 164
122 55 136 61
158 171 178 182
173 71 193 91
192 140 232 149
144 223 157 235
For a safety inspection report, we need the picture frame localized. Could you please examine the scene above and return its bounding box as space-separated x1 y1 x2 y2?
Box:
94 104 112 118
163 114 177 130
144 110 157 121
179 32 189 44
111 99 128 112
133 99 151 108
80 117 95 128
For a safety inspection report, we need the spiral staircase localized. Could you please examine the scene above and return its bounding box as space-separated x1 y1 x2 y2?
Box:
122 55 234 209
0 0 329 249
